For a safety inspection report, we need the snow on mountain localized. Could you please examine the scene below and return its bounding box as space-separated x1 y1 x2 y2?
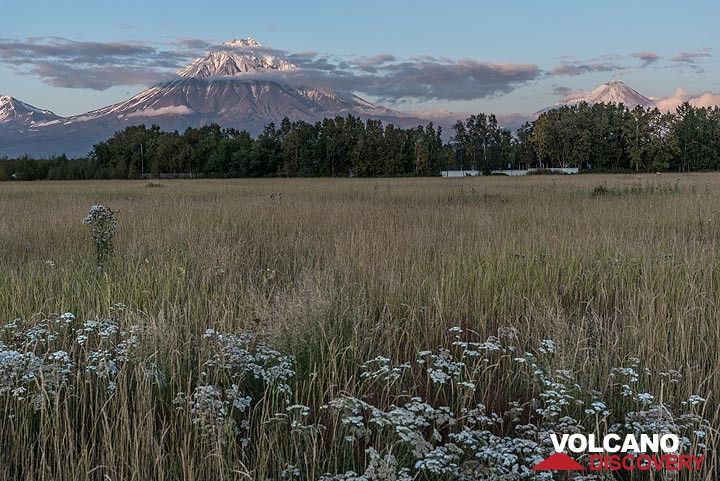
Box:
0 95 60 125
177 38 296 78
564 81 654 108
536 80 655 116
222 37 263 48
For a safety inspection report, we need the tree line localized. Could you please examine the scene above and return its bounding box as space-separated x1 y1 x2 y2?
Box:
2 102 719 180
530 102 720 172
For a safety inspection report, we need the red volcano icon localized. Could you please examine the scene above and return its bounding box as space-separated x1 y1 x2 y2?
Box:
533 453 585 471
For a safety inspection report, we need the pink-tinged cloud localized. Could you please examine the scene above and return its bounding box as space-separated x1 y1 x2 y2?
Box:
655 88 720 112
654 88 688 112
690 92 720 108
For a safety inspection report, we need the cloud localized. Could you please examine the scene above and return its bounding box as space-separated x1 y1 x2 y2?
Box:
0 37 541 100
552 86 589 101
548 60 623 76
654 88 688 112
172 38 214 50
551 49 711 76
232 48 541 101
654 87 720 112
2 35 718 112
552 86 572 96
126 105 194 117
689 92 720 108
670 50 711 64
631 51 660 67
355 58 540 101
0 36 204 90
668 50 712 73
287 50 318 59
0 36 541 101
0 37 157 62
350 53 397 72
238 56 541 102
29 62 169 90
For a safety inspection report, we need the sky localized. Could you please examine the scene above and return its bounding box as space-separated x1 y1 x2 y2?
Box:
1 0 719 117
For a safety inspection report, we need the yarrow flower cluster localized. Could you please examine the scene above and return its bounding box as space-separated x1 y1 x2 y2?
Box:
202 329 296 396
360 356 411 384
82 203 118 265
0 311 140 408
76 318 139 394
173 328 297 445
320 327 710 480
173 384 252 443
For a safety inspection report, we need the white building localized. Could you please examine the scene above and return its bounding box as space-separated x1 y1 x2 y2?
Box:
490 167 579 176
440 170 480 177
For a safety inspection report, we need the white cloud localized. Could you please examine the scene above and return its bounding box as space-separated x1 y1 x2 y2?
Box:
125 105 193 117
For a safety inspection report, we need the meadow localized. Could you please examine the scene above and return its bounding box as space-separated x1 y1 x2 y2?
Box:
0 174 717 480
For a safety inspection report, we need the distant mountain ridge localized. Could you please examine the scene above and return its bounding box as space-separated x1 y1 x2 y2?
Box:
0 95 60 125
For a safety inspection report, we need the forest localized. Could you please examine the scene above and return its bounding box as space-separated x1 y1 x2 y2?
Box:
2 102 719 180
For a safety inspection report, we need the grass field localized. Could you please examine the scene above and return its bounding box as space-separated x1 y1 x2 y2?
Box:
0 175 718 480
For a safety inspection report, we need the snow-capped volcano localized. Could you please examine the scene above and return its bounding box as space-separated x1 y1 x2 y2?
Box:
0 37 422 157
0 95 60 125
536 80 655 117
72 37 404 127
564 81 654 108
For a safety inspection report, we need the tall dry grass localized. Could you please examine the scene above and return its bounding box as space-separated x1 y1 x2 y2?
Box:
0 174 718 480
